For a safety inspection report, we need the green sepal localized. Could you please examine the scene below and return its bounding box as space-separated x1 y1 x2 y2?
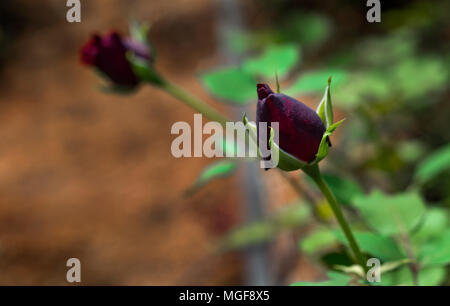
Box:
311 119 345 164
129 19 156 62
316 76 334 129
243 113 307 171
242 113 257 144
242 113 261 158
129 19 151 46
185 160 238 196
127 51 163 86
269 131 307 171
327 118 345 133
242 114 344 171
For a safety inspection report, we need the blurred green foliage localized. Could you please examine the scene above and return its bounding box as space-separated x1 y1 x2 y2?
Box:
242 44 300 79
299 227 338 255
296 185 449 286
226 12 331 54
333 30 448 110
185 160 237 195
201 44 299 104
285 69 347 95
353 190 426 235
335 231 405 262
414 144 450 184
306 173 363 206
291 271 350 286
202 67 256 104
192 0 450 286
219 201 310 250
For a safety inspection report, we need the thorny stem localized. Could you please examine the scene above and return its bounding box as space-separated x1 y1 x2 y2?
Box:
303 164 368 273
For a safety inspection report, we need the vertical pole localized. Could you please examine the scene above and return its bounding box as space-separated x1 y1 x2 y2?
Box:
213 0 272 285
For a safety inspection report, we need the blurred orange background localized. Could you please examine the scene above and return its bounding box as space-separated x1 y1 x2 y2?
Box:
0 0 313 285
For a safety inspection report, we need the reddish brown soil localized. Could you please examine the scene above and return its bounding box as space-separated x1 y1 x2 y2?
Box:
0 0 322 285
0 0 244 285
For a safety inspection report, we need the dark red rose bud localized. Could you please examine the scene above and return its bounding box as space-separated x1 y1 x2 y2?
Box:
256 83 326 163
80 32 150 88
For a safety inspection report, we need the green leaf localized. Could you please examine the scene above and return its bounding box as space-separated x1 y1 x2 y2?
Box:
379 266 411 286
381 266 447 286
243 44 300 79
186 161 237 195
273 202 311 228
418 266 447 286
286 69 347 95
414 143 450 184
353 190 426 236
321 173 364 205
221 222 275 250
221 201 310 250
418 229 450 266
299 228 338 255
201 67 256 104
411 208 448 246
291 271 351 286
335 231 405 262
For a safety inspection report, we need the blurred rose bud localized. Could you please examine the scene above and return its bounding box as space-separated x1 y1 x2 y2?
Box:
80 32 150 88
256 83 326 164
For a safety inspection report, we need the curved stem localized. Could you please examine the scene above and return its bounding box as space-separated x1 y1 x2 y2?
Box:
155 77 366 276
160 80 228 127
303 164 367 272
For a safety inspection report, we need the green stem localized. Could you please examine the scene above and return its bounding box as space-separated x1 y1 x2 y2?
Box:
159 80 228 127
155 77 365 275
304 164 367 272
